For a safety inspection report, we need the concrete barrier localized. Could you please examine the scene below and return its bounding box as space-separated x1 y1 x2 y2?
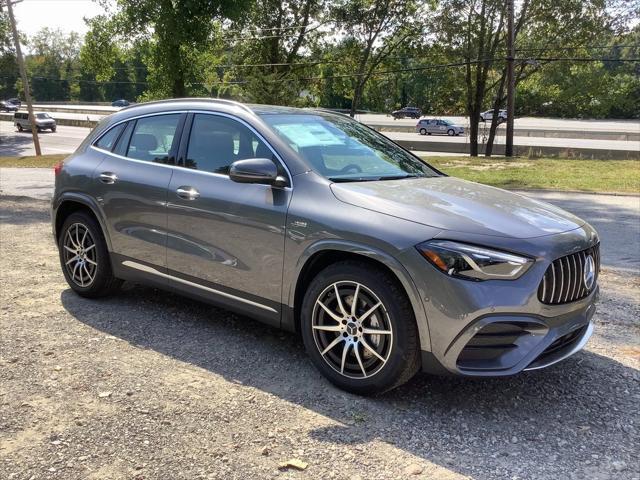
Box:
395 139 640 160
369 124 640 142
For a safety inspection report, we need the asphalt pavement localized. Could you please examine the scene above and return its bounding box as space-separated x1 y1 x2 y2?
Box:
0 121 91 156
1 166 637 273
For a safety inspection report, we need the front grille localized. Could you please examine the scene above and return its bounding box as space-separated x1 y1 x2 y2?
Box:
538 244 600 305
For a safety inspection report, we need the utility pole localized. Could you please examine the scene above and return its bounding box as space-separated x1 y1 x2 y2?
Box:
505 0 515 157
3 0 41 156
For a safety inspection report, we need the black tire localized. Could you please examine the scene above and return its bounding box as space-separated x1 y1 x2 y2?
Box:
447 129 455 136
58 211 122 298
51 126 56 132
17 123 23 131
480 116 485 122
419 128 427 135
301 260 420 395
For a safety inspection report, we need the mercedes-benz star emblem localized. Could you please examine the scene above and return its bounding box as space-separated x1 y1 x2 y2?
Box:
583 255 596 290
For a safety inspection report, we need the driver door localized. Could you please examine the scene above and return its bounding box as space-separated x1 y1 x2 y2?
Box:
165 113 291 325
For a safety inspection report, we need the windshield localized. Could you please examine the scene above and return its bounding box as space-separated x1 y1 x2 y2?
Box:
260 113 440 182
36 113 51 119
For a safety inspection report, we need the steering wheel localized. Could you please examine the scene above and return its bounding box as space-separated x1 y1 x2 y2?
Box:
339 164 363 175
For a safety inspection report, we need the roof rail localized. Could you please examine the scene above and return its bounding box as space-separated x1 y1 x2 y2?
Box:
122 97 254 114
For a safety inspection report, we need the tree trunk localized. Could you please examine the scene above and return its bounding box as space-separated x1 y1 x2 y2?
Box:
485 72 507 156
350 80 364 117
468 110 479 156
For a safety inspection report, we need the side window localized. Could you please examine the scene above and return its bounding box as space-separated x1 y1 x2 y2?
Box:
126 114 181 164
184 114 274 175
95 124 125 151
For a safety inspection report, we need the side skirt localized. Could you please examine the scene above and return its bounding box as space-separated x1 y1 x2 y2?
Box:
112 254 282 328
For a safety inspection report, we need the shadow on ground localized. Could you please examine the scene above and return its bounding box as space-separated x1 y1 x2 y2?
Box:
0 129 55 156
61 284 639 479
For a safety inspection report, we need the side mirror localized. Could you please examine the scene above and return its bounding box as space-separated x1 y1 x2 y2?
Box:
229 158 287 187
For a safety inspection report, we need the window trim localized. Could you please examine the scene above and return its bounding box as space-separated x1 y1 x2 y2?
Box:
89 109 292 188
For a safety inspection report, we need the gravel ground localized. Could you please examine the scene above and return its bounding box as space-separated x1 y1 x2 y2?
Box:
1 196 639 480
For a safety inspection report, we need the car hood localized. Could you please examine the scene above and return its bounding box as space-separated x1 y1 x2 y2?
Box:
330 176 585 239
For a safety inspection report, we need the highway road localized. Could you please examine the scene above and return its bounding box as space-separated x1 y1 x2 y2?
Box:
1 120 638 157
0 121 91 156
26 104 640 134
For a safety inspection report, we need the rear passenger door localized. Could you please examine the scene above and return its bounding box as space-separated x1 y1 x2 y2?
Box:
93 112 185 272
165 112 291 325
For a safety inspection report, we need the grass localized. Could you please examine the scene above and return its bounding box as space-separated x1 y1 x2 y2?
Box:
0 154 67 168
0 154 638 194
421 156 640 193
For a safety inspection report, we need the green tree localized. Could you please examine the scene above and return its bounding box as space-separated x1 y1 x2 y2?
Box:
109 0 247 98
332 0 428 116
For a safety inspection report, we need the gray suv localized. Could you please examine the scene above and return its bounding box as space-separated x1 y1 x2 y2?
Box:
52 99 599 394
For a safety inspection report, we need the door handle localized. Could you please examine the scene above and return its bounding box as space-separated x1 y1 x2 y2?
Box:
99 172 117 184
176 186 200 200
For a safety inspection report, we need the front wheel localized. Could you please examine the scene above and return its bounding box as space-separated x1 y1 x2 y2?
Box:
16 123 23 131
301 261 420 395
58 211 122 298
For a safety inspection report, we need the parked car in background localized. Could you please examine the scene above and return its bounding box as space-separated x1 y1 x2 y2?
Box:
1 100 19 112
416 118 464 136
6 98 21 107
14 111 57 132
52 99 599 395
112 99 131 107
391 106 421 119
480 109 507 123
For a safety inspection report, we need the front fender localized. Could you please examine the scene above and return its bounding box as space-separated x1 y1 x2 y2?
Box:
283 239 432 353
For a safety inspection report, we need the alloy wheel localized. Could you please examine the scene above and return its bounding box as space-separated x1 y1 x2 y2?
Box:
312 281 393 379
63 223 98 287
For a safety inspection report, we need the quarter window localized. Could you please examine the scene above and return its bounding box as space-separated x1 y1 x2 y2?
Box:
184 114 274 174
95 124 125 151
126 114 181 163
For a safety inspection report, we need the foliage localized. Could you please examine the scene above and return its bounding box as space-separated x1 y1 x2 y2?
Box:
0 0 635 128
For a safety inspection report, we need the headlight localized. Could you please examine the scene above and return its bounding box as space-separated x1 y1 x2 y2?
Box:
416 240 533 281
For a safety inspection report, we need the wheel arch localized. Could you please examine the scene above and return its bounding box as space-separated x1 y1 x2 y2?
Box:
54 193 112 251
285 241 431 352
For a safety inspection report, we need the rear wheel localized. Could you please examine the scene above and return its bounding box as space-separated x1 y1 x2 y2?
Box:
447 129 455 136
16 123 23 131
301 261 420 395
58 211 122 298
419 128 427 135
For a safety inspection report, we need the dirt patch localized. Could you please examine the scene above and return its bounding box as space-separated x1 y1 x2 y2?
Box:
1 197 638 479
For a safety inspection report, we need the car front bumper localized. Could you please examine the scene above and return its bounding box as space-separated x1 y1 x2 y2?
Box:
397 228 600 376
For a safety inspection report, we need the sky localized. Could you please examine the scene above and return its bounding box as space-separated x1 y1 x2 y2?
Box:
10 0 111 37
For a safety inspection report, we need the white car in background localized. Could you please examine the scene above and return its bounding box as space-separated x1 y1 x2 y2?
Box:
480 109 507 123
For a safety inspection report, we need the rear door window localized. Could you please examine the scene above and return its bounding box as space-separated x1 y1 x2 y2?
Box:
126 114 181 164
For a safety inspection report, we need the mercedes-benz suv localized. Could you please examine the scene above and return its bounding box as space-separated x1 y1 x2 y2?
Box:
51 99 599 394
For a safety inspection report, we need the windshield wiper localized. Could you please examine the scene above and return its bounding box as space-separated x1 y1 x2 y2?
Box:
329 174 425 183
376 174 423 180
328 177 380 183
